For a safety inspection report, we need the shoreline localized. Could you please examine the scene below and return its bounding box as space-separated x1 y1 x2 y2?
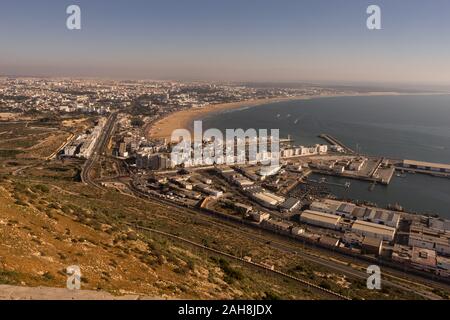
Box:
146 91 448 141
146 96 301 140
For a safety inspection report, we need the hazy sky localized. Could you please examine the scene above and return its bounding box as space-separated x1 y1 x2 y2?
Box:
1 0 450 85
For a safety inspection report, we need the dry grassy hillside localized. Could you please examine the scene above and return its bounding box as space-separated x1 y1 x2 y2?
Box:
0 120 424 300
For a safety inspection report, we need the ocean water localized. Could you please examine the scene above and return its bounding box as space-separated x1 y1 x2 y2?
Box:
201 95 450 217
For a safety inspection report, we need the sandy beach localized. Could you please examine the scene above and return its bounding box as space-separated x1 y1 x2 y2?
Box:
146 96 303 140
145 91 429 141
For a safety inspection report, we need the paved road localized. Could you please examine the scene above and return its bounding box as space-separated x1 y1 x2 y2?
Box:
47 131 75 160
80 112 118 188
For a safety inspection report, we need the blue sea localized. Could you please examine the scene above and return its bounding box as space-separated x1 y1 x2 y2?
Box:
201 95 450 217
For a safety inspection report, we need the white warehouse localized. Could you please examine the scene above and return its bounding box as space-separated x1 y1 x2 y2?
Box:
351 220 396 242
300 210 342 230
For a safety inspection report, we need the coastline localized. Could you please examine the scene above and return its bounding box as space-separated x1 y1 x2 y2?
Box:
146 91 444 141
146 96 303 140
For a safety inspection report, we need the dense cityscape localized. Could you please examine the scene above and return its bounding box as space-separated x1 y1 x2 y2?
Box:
1 76 450 301
2 0 450 310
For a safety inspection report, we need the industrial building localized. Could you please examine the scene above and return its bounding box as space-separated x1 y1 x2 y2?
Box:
428 217 450 233
336 202 356 217
279 144 328 158
392 245 449 276
249 190 286 209
217 166 254 188
258 165 281 177
194 183 223 198
63 119 106 159
233 202 253 215
310 199 341 215
408 225 450 256
63 145 78 157
234 166 262 181
280 197 301 212
361 237 383 256
342 232 364 246
136 152 173 170
318 236 340 247
170 178 193 190
392 244 413 264
411 247 437 272
261 219 293 234
364 208 401 229
351 207 367 219
437 256 450 277
300 210 342 230
78 119 105 159
310 199 355 217
249 211 271 223
291 226 305 236
400 159 450 174
351 220 396 241
310 199 401 229
349 158 366 171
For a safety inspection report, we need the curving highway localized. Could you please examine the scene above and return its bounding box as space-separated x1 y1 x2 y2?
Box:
80 112 118 188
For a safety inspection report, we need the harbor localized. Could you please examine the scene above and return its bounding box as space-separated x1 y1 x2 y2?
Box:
307 176 351 188
201 94 450 218
319 133 356 154
316 133 450 184
395 159 450 178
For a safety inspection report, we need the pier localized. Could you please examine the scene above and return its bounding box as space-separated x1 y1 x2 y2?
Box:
308 177 351 188
319 134 356 154
312 168 393 185
395 159 450 178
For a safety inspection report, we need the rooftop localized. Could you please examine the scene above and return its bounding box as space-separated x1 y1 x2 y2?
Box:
411 247 437 268
403 159 450 170
352 220 396 237
301 210 341 225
